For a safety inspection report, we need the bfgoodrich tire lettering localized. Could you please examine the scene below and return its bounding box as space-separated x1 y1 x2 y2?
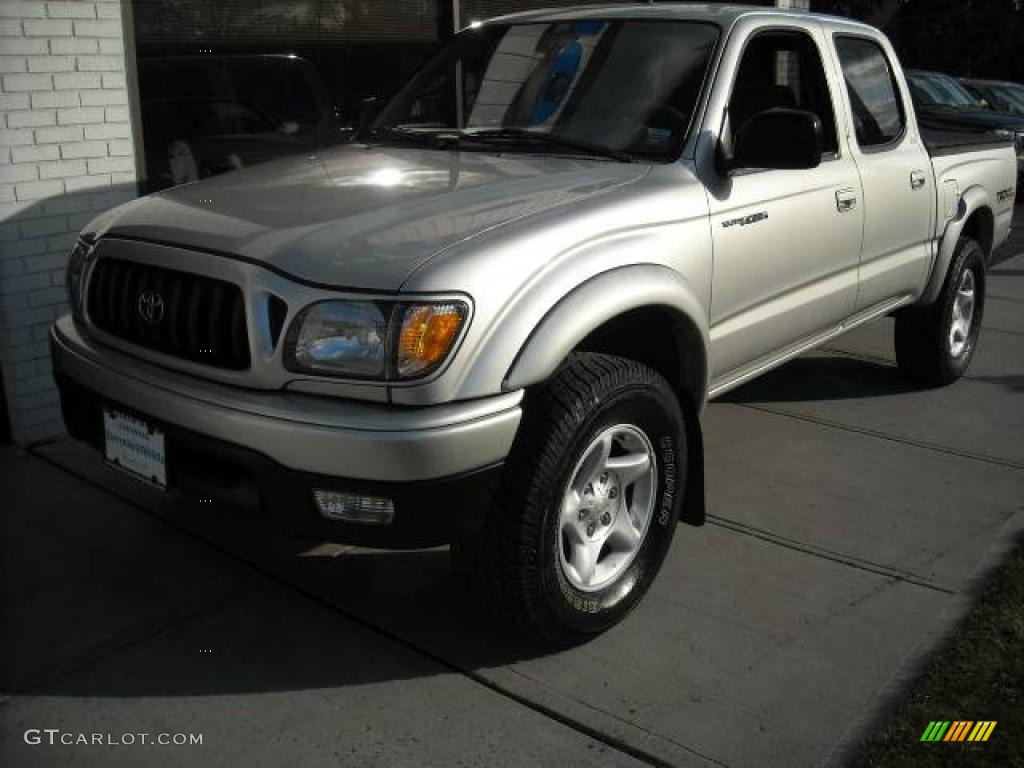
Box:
452 352 686 644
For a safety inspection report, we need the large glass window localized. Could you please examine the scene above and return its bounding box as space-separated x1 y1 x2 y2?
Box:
727 30 839 156
836 36 905 148
133 0 439 190
372 20 720 162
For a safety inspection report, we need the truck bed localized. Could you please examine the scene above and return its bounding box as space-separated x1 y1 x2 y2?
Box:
920 124 1016 158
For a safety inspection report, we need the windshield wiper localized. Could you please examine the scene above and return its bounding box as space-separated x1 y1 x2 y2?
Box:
457 129 636 163
367 126 637 162
365 126 460 149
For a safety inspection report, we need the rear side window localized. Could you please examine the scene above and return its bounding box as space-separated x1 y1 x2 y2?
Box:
835 36 905 148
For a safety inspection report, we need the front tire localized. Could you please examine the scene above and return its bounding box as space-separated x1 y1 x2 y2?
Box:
895 236 985 386
453 352 685 645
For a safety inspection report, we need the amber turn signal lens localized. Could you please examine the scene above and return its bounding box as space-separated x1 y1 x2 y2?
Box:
397 302 467 377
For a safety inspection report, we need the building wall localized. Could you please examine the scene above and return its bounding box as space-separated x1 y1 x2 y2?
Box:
0 0 137 443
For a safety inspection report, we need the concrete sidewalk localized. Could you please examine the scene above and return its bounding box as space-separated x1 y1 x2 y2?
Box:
2 244 1022 767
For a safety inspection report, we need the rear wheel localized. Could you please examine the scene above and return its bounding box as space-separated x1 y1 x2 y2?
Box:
895 236 985 386
452 352 685 645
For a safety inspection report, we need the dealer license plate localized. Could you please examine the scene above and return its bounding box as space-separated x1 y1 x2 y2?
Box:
103 408 167 489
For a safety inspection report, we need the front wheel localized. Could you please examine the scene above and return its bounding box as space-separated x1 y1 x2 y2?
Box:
895 236 986 386
452 352 686 645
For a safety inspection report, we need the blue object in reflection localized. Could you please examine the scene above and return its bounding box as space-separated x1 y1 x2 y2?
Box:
307 336 371 361
530 41 582 126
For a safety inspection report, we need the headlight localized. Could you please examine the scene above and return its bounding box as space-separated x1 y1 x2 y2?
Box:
65 239 94 318
288 301 389 377
286 299 468 380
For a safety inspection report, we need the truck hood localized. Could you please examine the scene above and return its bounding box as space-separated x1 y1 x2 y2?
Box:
92 144 649 290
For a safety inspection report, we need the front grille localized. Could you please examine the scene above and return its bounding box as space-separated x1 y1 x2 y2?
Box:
86 257 251 370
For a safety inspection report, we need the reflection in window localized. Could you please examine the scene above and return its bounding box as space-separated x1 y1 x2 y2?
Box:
376 20 719 162
836 37 905 147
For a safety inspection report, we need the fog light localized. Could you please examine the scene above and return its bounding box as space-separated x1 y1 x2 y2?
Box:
313 490 395 525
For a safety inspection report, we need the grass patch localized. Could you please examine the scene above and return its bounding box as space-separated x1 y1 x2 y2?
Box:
849 539 1023 767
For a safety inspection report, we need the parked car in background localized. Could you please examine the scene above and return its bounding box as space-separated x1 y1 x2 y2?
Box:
53 6 1017 644
907 69 1024 185
139 54 344 189
960 78 1024 116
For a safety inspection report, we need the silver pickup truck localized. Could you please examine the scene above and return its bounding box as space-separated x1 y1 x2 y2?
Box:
51 5 1017 643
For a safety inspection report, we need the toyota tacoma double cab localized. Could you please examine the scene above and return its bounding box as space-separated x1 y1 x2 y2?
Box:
52 5 1017 643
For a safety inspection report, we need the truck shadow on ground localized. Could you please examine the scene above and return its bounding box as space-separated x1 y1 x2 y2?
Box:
721 353 918 405
4 447 571 700
970 374 1024 393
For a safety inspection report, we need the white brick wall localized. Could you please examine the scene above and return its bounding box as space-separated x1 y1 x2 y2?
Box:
0 0 137 443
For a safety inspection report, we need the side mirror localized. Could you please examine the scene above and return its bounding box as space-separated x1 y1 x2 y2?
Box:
729 108 823 172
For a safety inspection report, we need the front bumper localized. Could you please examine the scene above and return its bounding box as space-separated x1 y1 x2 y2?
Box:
51 316 522 546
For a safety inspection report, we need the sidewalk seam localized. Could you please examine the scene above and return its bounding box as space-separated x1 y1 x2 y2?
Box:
708 515 955 594
736 403 1024 471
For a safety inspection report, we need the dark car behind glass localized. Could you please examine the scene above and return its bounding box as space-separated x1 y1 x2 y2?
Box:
960 78 1024 117
138 54 343 190
907 69 1024 184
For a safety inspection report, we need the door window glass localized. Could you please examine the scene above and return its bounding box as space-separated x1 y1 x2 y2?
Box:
836 36 905 147
728 30 839 156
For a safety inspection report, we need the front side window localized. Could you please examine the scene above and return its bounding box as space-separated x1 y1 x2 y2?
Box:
727 30 840 156
836 36 905 147
371 20 720 162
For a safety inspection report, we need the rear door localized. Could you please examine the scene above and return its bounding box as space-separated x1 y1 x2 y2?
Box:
831 34 934 312
697 19 863 386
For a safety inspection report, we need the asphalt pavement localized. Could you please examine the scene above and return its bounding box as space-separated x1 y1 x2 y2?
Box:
2 230 1022 767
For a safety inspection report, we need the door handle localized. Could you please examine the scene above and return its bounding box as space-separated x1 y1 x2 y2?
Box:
835 188 858 213
910 170 927 190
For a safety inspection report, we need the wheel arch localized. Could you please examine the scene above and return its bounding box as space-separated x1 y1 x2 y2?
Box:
504 265 709 526
920 187 993 306
503 265 710 401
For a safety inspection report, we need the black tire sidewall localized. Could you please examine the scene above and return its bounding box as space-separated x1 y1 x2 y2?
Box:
939 239 986 379
537 382 684 634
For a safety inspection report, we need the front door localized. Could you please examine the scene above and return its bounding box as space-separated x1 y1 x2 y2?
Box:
700 23 864 387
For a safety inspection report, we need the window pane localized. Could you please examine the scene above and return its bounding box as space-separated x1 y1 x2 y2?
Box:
729 31 839 155
376 21 719 161
836 37 904 147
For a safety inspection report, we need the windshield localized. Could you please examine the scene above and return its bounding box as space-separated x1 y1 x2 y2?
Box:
370 20 719 162
909 72 985 110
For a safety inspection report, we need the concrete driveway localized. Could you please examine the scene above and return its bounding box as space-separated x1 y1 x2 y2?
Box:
3 238 1022 767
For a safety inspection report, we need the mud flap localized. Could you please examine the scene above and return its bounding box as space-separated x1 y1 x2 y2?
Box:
680 402 705 526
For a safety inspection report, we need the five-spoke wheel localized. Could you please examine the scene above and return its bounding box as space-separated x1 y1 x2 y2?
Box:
559 425 656 592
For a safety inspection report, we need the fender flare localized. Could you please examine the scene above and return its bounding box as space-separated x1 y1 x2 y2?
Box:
503 264 711 398
919 185 991 306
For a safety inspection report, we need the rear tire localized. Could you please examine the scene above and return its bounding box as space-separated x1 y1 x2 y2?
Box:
452 352 685 645
895 236 985 386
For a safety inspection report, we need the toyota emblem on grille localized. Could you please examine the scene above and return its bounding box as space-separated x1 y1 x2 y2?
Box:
137 291 165 323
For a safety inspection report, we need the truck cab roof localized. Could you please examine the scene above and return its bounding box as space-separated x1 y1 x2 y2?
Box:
484 3 873 31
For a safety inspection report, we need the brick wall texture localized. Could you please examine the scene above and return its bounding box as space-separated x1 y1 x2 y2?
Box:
0 0 136 443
